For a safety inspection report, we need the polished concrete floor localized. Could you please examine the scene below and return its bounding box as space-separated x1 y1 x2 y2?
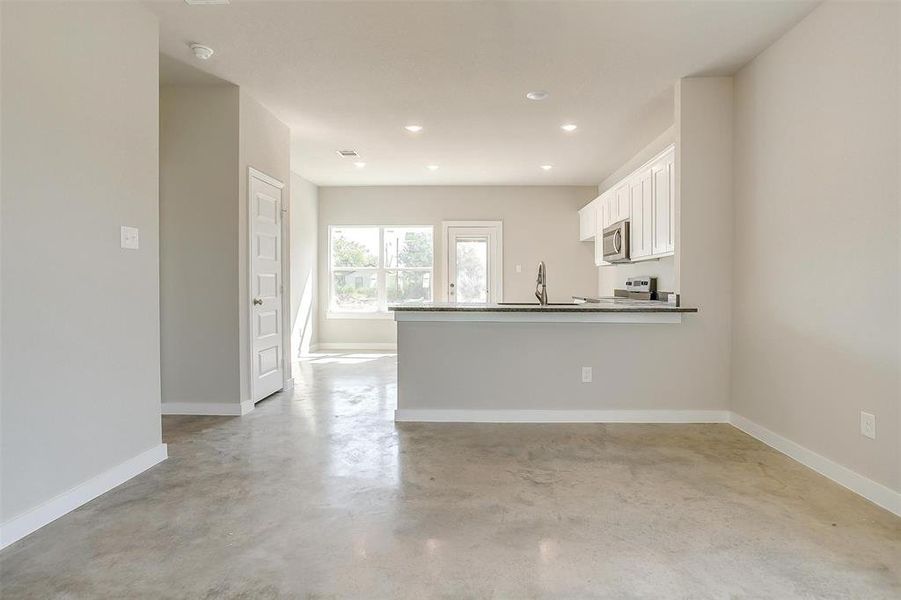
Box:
1 352 899 599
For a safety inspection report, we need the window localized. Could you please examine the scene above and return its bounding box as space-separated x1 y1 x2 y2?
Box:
329 225 433 316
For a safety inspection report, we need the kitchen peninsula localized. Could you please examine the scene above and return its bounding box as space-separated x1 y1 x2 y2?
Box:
390 301 702 423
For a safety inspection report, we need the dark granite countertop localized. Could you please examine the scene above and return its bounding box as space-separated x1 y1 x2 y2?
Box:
389 299 697 314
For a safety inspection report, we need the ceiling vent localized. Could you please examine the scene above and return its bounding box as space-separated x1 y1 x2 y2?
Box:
184 0 230 5
336 150 360 159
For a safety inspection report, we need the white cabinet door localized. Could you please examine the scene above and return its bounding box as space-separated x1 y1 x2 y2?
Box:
613 183 629 223
669 155 675 251
629 168 653 260
595 192 611 266
652 149 675 255
578 197 599 241
628 176 641 259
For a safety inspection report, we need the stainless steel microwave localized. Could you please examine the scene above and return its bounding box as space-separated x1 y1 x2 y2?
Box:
602 220 630 263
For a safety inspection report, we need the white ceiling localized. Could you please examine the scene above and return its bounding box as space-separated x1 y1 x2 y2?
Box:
149 0 817 186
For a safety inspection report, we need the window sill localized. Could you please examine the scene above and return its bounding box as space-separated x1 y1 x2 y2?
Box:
327 311 394 320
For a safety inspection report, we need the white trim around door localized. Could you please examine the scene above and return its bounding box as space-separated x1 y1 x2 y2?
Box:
441 220 503 303
247 167 288 405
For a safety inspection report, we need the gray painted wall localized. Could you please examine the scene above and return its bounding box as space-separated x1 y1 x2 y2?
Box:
318 186 598 345
674 77 734 413
160 84 241 405
731 1 900 492
1 1 162 521
290 173 319 356
160 85 290 408
397 318 723 412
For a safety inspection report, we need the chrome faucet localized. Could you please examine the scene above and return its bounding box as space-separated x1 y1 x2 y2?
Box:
535 261 548 305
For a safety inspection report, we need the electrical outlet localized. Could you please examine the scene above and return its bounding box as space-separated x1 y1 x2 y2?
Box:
860 411 876 440
581 366 592 383
120 225 139 250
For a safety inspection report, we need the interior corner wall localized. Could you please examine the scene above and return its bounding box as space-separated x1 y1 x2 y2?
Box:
238 91 291 394
160 84 241 407
290 173 319 356
731 0 900 492
0 1 162 523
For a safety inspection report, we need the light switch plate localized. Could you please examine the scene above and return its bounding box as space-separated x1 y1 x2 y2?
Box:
516 265 522 273
581 366 592 383
860 411 876 440
120 226 139 250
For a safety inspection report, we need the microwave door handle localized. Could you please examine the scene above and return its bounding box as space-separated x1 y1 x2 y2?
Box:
613 229 622 254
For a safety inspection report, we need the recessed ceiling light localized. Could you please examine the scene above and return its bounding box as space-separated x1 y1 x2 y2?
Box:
427 165 439 171
354 162 366 168
404 125 423 133
561 124 578 132
189 43 214 60
526 90 549 101
540 164 553 171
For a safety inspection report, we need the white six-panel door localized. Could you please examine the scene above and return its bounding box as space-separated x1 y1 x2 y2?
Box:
249 169 284 402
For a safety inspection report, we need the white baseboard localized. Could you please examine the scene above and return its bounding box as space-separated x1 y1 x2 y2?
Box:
316 343 397 351
394 409 730 423
0 443 168 550
730 413 901 517
161 400 254 416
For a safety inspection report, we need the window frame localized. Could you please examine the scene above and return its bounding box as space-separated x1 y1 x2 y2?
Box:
327 225 434 319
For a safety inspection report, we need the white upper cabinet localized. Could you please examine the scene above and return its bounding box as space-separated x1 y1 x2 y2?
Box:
589 143 675 266
578 197 600 241
651 149 675 255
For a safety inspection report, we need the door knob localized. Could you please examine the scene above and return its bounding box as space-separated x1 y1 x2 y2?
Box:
253 298 263 306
